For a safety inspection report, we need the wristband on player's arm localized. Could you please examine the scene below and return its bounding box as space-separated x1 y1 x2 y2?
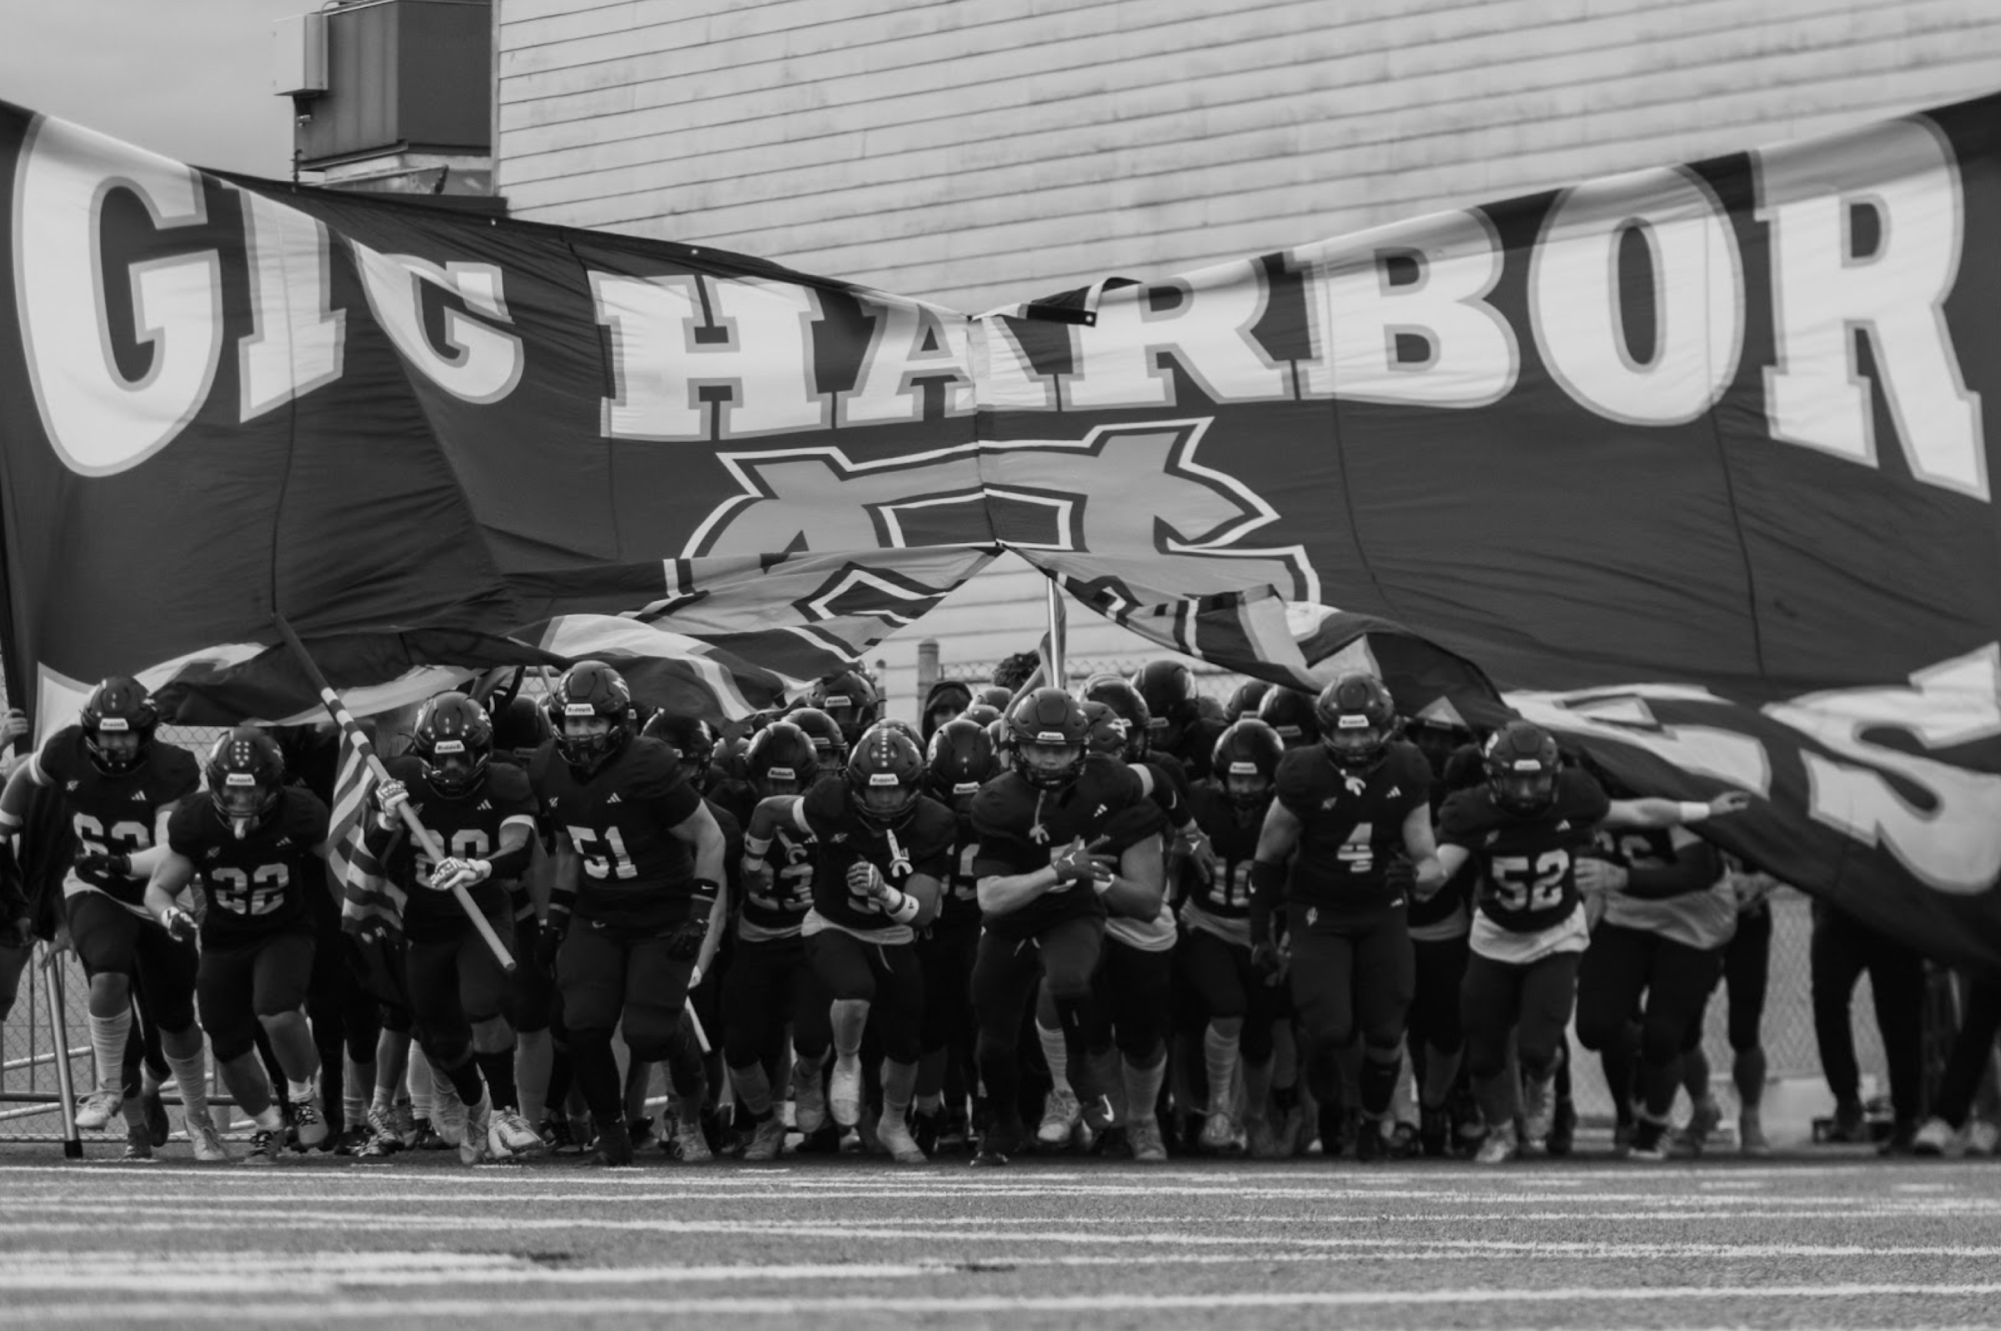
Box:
742 832 772 862
689 876 722 910
481 841 533 883
884 889 921 925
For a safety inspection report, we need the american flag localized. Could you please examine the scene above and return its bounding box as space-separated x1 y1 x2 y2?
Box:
327 724 404 942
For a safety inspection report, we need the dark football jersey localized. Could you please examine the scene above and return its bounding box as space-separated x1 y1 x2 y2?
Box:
1410 753 1483 932
168 787 328 944
707 777 758 834
1181 780 1267 922
1163 717 1225 781
971 756 1166 940
741 818 817 941
34 727 199 905
1438 769 1612 934
1274 741 1430 917
530 736 705 930
799 776 955 934
936 800 984 928
374 757 537 941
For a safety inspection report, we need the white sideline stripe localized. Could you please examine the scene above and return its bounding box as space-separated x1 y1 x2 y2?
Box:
9 1208 2001 1240
4 1284 2001 1320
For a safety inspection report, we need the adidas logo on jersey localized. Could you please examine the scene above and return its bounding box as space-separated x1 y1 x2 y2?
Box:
129 790 148 802
476 800 492 811
1094 804 1107 817
65 780 78 792
1555 820 1571 831
606 793 623 805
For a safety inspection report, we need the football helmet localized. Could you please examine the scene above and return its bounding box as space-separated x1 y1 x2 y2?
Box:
1081 676 1151 762
410 692 494 796
976 686 1015 712
961 702 1002 730
1005 687 1089 790
1211 718 1285 811
79 675 158 775
1225 679 1272 722
809 671 881 746
1313 672 1398 772
1130 660 1198 735
788 706 849 768
491 695 550 765
846 723 926 830
1483 720 1562 815
543 661 633 771
1080 700 1128 760
926 718 998 804
642 713 718 793
745 721 817 799
205 727 285 839
1255 686 1318 750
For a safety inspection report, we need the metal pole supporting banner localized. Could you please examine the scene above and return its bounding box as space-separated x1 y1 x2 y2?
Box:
40 946 81 1158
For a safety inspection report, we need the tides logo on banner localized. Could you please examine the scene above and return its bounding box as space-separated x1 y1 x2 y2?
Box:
682 417 1321 613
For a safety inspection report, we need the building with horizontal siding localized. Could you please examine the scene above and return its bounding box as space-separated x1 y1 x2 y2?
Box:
493 0 2001 714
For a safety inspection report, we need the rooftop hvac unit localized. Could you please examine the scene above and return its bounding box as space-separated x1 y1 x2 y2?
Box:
272 11 329 98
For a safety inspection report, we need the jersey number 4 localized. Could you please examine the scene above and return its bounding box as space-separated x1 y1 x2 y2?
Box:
568 825 638 880
1488 850 1570 913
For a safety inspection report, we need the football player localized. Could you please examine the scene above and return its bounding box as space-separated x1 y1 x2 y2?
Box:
1179 719 1289 1156
1403 715 1483 1156
1254 686 1319 752
491 696 560 1140
1436 721 1749 1163
719 721 830 1162
919 680 974 745
143 728 332 1164
911 718 998 1153
0 677 226 1161
968 688 1167 1166
1130 660 1225 779
788 707 850 771
369 692 546 1164
807 672 881 750
1572 767 1736 1162
743 724 954 1163
530 662 729 1166
1248 673 1441 1162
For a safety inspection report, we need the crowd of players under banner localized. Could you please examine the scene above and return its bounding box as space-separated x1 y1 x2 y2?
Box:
1 652 1997 1168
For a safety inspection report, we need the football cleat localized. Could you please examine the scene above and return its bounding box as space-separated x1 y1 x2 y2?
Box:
1037 1088 1082 1147
293 1095 330 1151
828 1055 864 1129
1626 1119 1670 1162
876 1113 927 1165
460 1093 494 1166
364 1104 403 1155
388 1102 420 1148
1244 1114 1283 1160
434 1083 469 1148
1473 1121 1519 1165
142 1086 170 1147
1199 1109 1242 1155
1965 1120 2000 1157
489 1108 545 1159
1828 1098 1868 1144
587 1117 635 1167
189 1120 233 1164
1127 1116 1168 1164
911 1107 943 1157
1679 1096 1722 1154
1317 1104 1353 1159
74 1088 124 1131
1419 1105 1451 1158
742 1114 789 1162
245 1128 284 1166
123 1123 157 1162
674 1115 713 1164
1354 1115 1390 1163
1739 1109 1773 1158
791 1058 828 1133
1912 1116 1959 1157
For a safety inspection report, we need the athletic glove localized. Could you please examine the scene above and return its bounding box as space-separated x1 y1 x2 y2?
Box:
1050 838 1100 886
664 880 720 960
74 851 132 879
1382 856 1417 896
846 860 891 904
157 905 197 942
1251 939 1283 978
373 778 410 830
429 856 493 894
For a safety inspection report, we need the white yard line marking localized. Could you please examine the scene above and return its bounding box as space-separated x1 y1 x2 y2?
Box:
3 1283 2001 1320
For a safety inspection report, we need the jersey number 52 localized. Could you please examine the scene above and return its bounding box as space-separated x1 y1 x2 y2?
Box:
1488 849 1569 913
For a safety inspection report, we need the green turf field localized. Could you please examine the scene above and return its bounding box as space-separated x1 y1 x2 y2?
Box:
1 1145 1996 1328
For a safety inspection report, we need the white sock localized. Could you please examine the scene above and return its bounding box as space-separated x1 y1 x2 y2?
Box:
1203 1025 1240 1117
1036 1022 1072 1095
88 1007 131 1094
408 1044 435 1118
287 1077 316 1101
164 1047 211 1127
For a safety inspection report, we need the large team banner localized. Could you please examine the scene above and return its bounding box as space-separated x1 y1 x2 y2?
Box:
0 94 1998 966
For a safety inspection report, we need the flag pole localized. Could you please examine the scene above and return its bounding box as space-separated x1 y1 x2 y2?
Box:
1044 576 1065 691
272 616 515 974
